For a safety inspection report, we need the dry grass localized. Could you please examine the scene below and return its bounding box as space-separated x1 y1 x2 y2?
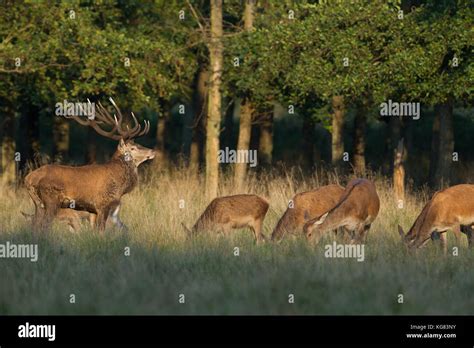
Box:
0 167 473 315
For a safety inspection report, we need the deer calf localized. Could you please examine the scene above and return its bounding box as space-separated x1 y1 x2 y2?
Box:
182 194 269 243
303 179 380 245
22 204 127 232
271 184 344 242
398 184 474 253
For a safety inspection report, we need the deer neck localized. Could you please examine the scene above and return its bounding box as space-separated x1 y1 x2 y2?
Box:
317 208 347 233
110 152 139 195
405 201 433 247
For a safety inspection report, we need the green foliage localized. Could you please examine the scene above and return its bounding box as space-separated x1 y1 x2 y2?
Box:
224 0 473 125
0 1 197 112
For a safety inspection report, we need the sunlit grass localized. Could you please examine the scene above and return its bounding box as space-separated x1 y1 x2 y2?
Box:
0 168 472 315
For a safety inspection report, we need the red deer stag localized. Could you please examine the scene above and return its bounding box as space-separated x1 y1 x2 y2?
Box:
398 184 474 253
181 194 269 243
271 184 345 242
303 179 380 245
25 98 155 232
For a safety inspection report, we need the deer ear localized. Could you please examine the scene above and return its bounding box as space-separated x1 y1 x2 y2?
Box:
315 212 329 225
398 225 405 238
181 222 192 235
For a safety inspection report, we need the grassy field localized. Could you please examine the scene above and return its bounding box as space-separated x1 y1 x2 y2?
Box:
1 167 473 315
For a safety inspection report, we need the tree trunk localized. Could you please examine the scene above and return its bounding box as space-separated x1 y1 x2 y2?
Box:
235 100 253 189
190 67 209 173
258 110 273 167
1 108 16 185
53 116 70 163
182 102 193 163
428 112 440 185
302 114 316 170
233 0 256 189
389 116 402 173
205 0 223 199
154 109 169 170
331 95 345 166
353 105 366 174
431 102 454 188
222 98 235 150
244 0 256 31
393 138 405 207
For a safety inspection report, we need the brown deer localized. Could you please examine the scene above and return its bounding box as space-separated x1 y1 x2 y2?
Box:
181 194 269 243
271 184 345 242
303 178 380 244
25 98 155 232
398 184 474 253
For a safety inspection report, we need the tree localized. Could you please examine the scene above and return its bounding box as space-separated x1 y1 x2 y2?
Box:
205 0 223 199
385 1 473 187
331 95 345 166
190 66 209 173
234 0 256 190
0 2 197 175
268 2 407 174
258 109 273 167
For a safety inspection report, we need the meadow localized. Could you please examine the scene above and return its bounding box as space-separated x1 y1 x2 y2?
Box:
1 167 473 315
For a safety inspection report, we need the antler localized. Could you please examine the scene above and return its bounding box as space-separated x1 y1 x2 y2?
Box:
64 98 151 141
108 98 150 140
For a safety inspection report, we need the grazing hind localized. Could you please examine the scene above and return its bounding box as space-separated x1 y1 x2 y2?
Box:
398 184 474 253
303 178 380 245
182 194 269 243
271 184 344 242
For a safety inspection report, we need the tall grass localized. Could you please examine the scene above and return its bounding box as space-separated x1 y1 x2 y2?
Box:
0 168 473 315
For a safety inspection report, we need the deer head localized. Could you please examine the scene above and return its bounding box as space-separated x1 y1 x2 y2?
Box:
65 98 155 167
398 225 422 251
304 212 329 239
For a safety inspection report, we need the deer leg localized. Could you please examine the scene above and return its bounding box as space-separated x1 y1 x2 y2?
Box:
431 230 448 254
359 224 371 243
465 226 474 249
42 198 60 232
334 227 342 241
452 225 462 245
439 231 448 255
251 219 266 244
88 213 97 228
27 186 44 232
95 212 107 232
36 185 62 232
108 203 128 233
96 201 119 232
95 209 110 232
32 206 46 233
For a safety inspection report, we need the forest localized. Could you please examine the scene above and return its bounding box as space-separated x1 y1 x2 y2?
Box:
0 0 474 315
0 0 472 194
